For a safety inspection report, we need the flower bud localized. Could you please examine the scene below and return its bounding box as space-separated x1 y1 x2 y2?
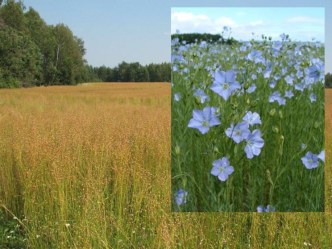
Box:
314 121 320 129
269 108 276 116
272 126 279 133
175 145 181 155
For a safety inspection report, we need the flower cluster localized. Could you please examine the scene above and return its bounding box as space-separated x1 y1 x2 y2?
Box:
172 31 324 211
257 205 276 212
226 111 264 159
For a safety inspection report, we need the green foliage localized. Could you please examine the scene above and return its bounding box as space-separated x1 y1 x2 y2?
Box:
326 73 332 88
171 32 239 45
24 7 56 85
0 0 86 88
0 26 42 87
0 208 27 249
85 62 171 83
51 24 86 85
0 0 26 32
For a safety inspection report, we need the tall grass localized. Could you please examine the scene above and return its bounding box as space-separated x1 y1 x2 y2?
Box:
0 83 331 248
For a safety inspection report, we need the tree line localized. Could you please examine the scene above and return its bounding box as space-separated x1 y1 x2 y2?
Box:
0 0 170 88
171 33 239 45
85 62 171 82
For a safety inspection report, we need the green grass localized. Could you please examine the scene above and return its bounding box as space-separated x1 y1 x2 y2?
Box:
171 38 324 212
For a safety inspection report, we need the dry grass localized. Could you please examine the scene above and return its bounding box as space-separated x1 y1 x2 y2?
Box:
0 83 331 248
0 83 171 248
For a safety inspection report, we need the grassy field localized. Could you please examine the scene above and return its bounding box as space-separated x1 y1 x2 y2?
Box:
0 83 331 248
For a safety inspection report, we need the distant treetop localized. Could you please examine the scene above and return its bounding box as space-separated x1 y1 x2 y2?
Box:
171 33 238 45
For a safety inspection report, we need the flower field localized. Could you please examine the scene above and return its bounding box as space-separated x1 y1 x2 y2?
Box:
0 83 332 248
172 35 324 212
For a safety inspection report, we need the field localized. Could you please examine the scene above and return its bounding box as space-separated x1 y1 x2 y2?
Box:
0 83 332 248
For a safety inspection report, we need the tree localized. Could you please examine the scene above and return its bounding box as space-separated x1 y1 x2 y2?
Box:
147 64 161 82
0 26 42 87
24 7 57 85
51 24 85 85
0 0 26 32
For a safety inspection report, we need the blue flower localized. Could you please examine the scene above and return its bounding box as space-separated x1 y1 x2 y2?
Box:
269 80 276 89
265 205 276 212
199 41 207 48
210 70 241 101
225 122 250 144
242 111 262 126
301 151 319 169
257 205 264 212
171 53 185 63
244 129 264 159
309 93 316 103
240 45 247 52
296 70 303 78
188 107 221 134
171 38 179 46
272 41 282 53
269 91 286 106
280 33 287 41
295 82 305 92
247 49 264 64
194 88 209 103
285 75 294 85
281 68 287 76
211 157 234 182
307 62 324 82
257 205 276 212
264 63 272 78
247 84 257 93
318 150 325 162
285 90 294 99
174 93 181 102
175 189 188 206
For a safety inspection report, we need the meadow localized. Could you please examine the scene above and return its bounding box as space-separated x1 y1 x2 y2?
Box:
171 36 325 212
0 83 332 248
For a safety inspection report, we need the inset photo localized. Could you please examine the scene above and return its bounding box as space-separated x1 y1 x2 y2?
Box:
171 7 325 212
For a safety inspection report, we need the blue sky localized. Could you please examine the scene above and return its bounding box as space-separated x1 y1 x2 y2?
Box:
23 0 331 72
172 8 324 42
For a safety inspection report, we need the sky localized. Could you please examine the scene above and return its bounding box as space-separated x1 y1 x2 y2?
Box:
23 0 331 72
172 8 324 42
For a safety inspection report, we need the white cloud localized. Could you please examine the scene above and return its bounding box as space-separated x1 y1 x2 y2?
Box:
171 11 236 34
171 11 324 42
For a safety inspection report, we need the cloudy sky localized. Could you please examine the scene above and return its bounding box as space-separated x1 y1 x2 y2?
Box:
171 8 324 42
23 0 331 72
